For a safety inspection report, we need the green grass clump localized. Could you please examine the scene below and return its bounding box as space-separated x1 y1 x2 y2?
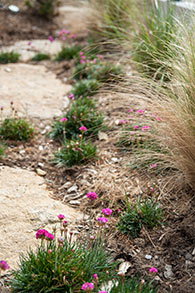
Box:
53 138 97 167
0 51 20 64
25 0 58 18
11 238 117 292
118 197 163 239
0 143 6 157
133 4 176 80
71 79 100 98
50 98 104 142
74 62 123 83
55 45 82 61
31 52 50 61
0 118 34 141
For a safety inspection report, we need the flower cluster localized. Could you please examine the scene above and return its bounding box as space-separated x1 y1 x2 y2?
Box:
86 192 98 200
36 229 55 241
102 208 112 216
58 214 65 220
0 260 10 271
97 217 108 224
81 282 94 291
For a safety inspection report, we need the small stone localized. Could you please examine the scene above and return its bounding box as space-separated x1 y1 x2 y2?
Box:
118 261 131 274
98 131 108 141
112 157 119 163
36 168 46 176
185 253 192 260
67 185 78 193
5 68 11 73
145 254 152 260
69 200 80 206
39 145 44 151
192 248 195 255
38 162 44 168
185 260 194 269
164 264 173 279
19 150 25 155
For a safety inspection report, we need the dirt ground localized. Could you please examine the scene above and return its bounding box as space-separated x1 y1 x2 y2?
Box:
0 1 194 292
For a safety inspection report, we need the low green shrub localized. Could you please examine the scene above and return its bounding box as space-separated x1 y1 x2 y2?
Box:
0 142 6 157
49 98 104 142
0 52 20 64
74 61 123 83
53 138 97 167
71 79 100 98
0 118 34 141
31 52 50 61
55 45 81 61
117 197 163 239
25 0 58 18
11 238 116 292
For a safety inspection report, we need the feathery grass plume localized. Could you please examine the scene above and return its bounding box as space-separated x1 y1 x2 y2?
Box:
133 0 176 81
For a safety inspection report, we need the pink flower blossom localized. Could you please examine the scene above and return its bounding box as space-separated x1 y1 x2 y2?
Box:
80 59 86 64
58 214 65 220
63 220 68 227
73 115 77 120
79 126 87 132
93 273 98 280
130 131 135 135
98 291 107 293
80 51 84 56
0 261 10 271
27 41 31 46
81 282 94 291
97 54 104 60
156 116 161 121
97 217 108 224
86 192 98 200
134 125 140 130
102 208 112 216
81 55 86 60
150 163 157 169
136 109 145 114
149 267 158 274
59 29 70 35
142 125 150 132
93 59 97 64
45 232 55 241
36 229 49 240
68 93 75 100
48 36 54 42
60 117 68 122
71 33 76 39
128 109 134 112
118 120 129 125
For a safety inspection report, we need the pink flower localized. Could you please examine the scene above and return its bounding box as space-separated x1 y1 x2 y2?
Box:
79 126 87 132
68 93 75 100
48 36 54 42
73 115 77 120
60 117 68 122
81 282 94 291
156 116 161 121
118 120 129 125
142 125 150 132
63 220 68 227
97 54 104 60
58 214 65 220
134 125 140 130
130 131 135 135
59 29 70 35
86 192 98 200
71 33 76 39
45 232 55 241
136 109 145 114
149 267 158 274
97 217 108 224
93 273 98 280
98 291 107 293
150 163 157 169
128 108 134 112
93 59 97 64
0 261 10 271
80 60 86 64
27 41 31 46
80 51 84 56
81 55 86 60
102 208 112 216
36 229 49 240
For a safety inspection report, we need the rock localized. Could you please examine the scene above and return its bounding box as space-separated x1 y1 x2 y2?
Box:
5 68 11 73
69 200 80 206
39 145 44 151
67 185 78 193
164 264 173 279
192 247 195 255
185 252 192 260
19 150 25 155
0 166 83 269
118 261 131 274
145 254 152 260
36 168 46 176
185 260 194 269
98 131 108 141
38 162 44 168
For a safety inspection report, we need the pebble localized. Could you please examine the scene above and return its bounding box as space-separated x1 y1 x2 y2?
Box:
98 131 108 141
36 168 46 176
118 261 131 274
145 254 152 260
69 200 80 206
164 264 173 279
39 145 44 151
111 157 119 163
192 247 195 255
67 185 78 193
19 150 25 155
5 68 11 73
38 162 44 168
185 252 192 260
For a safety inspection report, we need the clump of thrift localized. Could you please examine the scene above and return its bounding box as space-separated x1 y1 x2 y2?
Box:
86 192 98 200
79 126 87 132
81 282 94 291
58 214 65 220
97 217 108 224
102 208 112 216
149 267 158 274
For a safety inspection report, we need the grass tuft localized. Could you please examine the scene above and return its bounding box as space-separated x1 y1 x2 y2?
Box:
0 118 34 141
0 51 20 64
31 52 50 61
55 45 82 61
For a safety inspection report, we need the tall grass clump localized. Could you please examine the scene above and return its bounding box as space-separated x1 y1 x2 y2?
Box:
133 2 176 80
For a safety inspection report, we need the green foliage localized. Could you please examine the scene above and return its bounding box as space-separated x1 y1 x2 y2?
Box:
74 62 123 83
53 138 97 167
0 51 20 64
117 197 163 239
55 46 82 61
49 98 104 142
31 52 50 61
71 79 100 98
0 118 34 141
133 4 176 80
25 0 58 18
11 238 117 292
110 276 158 293
0 142 6 157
